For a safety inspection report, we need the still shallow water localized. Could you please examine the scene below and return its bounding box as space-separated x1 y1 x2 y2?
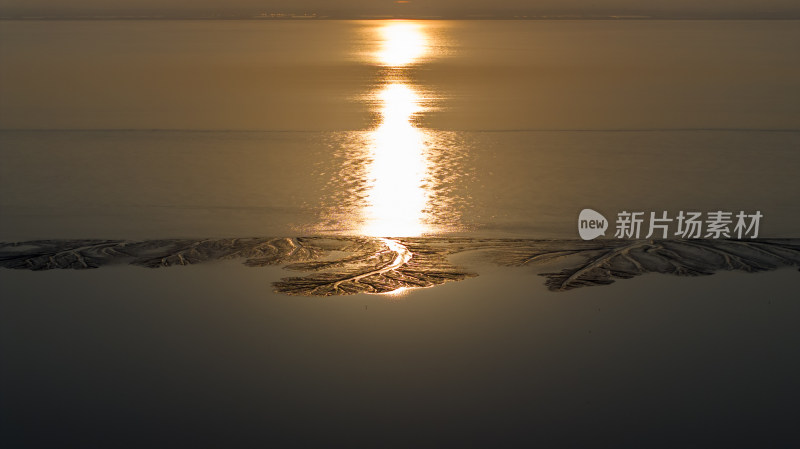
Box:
2 261 799 447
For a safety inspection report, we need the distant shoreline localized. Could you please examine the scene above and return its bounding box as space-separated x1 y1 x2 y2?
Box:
2 16 800 21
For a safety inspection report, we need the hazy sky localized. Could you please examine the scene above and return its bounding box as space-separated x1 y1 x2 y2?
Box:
1 0 798 16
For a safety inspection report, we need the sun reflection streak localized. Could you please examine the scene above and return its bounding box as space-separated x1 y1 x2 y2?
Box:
362 83 429 237
356 21 436 238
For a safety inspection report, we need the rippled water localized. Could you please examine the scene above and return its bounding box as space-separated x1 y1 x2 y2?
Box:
1 20 799 240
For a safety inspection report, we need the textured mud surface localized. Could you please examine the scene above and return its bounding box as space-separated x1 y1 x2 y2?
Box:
1 237 799 295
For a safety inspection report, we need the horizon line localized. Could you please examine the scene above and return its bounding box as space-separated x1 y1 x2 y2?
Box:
2 128 799 133
3 13 800 21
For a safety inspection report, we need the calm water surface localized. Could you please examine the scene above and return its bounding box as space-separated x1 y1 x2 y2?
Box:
2 19 800 449
1 20 799 240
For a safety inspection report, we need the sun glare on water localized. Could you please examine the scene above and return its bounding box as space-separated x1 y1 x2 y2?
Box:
377 22 428 67
362 83 429 237
359 21 435 237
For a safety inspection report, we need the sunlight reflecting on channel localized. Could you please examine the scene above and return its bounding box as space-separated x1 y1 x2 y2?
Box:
361 83 429 237
377 21 428 67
